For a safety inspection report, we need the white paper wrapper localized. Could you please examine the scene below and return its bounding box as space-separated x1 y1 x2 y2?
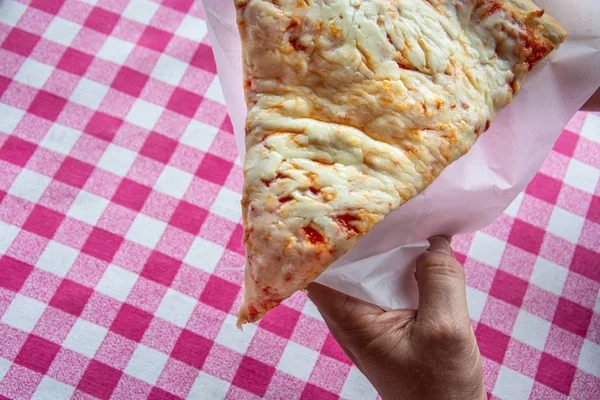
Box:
201 0 600 310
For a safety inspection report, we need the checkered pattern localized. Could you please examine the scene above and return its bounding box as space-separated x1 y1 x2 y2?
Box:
0 1 598 399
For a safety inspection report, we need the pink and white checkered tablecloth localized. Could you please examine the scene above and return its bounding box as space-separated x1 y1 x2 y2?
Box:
0 0 598 399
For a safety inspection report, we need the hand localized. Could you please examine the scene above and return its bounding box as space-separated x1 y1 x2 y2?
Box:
307 236 485 400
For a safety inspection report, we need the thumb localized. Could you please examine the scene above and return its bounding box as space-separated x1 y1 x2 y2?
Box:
415 236 471 326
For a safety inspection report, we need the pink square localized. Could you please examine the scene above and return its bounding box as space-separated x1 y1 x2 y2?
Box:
0 75 10 96
1 80 37 110
575 137 600 170
155 226 195 260
57 48 93 76
112 178 151 211
565 112 588 132
0 364 43 400
0 255 33 292
203 344 243 382
582 220 600 252
265 371 305 400
0 161 20 191
110 303 153 342
515 194 553 229
66 254 109 288
259 304 302 340
221 116 234 134
124 156 163 188
535 353 576 395
30 0 64 14
199 275 240 313
141 317 183 355
28 90 68 122
140 132 178 164
82 227 124 262
539 150 570 181
588 312 600 345
141 250 182 286
0 323 28 360
16 7 53 36
111 66 149 97
475 323 510 364
165 36 197 65
112 122 150 152
111 18 146 44
138 26 172 53
507 219 546 255
53 156 94 188
186 301 226 340
588 195 600 224
571 245 600 283
183 176 221 209
498 244 536 281
68 28 110 60
20 268 62 303
553 129 579 157
56 103 95 131
110 373 152 399
0 136 37 167
84 7 120 35
27 149 68 180
213 251 245 284
32 307 77 344
46 348 89 386
195 99 228 128
190 44 216 73
30 37 67 66
96 203 137 236
148 387 182 400
112 241 152 274
227 224 244 256
169 263 208 298
83 169 121 199
162 0 195 13
53 217 94 250
199 213 236 247
166 87 203 118
171 329 213 369
308 356 350 395
232 356 276 397
489 270 528 307
571 370 600 400
503 339 542 378
49 278 93 316
77 360 123 400
6 230 48 266
544 325 584 365
479 296 519 336
301 383 338 400
155 359 198 399
123 46 161 75
1 28 40 57
525 173 562 204
141 80 178 110
562 272 599 309
0 49 24 79
223 164 243 194
321 333 352 365
552 297 593 337
98 89 136 119
57 0 92 24
179 66 213 95
196 154 233 186
482 358 501 392
85 57 120 87
140 190 179 222
22 205 64 239
95 332 137 370
81 292 121 328
0 194 35 227
539 234 576 268
557 185 592 217
522 284 560 321
84 111 123 142
15 334 61 374
124 276 166 314
204 131 238 161
0 287 15 316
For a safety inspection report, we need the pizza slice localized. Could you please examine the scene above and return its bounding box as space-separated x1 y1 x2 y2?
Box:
235 0 566 326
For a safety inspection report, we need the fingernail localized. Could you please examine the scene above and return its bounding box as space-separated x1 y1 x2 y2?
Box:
428 236 454 256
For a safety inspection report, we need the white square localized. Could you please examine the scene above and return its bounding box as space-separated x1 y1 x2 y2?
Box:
14 58 54 89
564 159 600 194
492 366 534 400
581 114 600 143
467 232 506 268
32 376 75 400
35 241 79 277
95 264 138 302
188 372 229 400
125 213 167 249
69 78 109 110
125 99 163 131
40 123 81 155
215 315 257 354
63 319 108 358
0 103 25 135
0 221 19 254
1 294 46 333
151 54 188 86
97 36 135 65
67 190 110 225
204 77 225 105
8 169 51 203
578 339 600 378
211 188 242 223
122 0 159 24
504 192 524 218
155 288 197 328
465 286 488 322
0 357 11 382
0 0 26 27
43 16 81 46
124 344 169 385
154 166 193 199
180 120 219 152
511 309 551 351
184 237 224 273
277 341 319 381
341 367 378 400
97 143 137 176
302 299 325 322
176 14 207 42
546 207 585 243
530 257 568 295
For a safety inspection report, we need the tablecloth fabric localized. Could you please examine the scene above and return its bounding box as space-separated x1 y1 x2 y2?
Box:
0 0 598 399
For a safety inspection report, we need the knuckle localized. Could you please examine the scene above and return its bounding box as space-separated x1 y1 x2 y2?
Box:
417 253 465 280
421 319 470 346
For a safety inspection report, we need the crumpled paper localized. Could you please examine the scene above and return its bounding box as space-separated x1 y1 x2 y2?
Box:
201 0 600 310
